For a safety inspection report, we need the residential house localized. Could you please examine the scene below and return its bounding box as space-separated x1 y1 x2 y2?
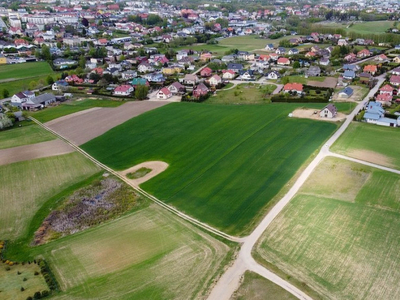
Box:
265 44 274 51
393 56 400 64
181 74 199 85
53 58 77 69
200 52 212 62
222 70 236 80
283 83 303 94
305 51 317 58
288 48 299 55
277 57 290 65
209 74 222 86
363 65 378 75
259 54 270 61
227 63 244 73
343 70 356 80
157 87 173 99
275 47 286 55
237 51 254 61
359 72 373 83
375 54 388 62
193 83 209 98
11 91 35 106
52 80 69 91
306 66 321 77
131 78 149 87
221 55 236 63
338 39 348 46
21 93 56 110
121 70 138 80
200 67 213 77
114 85 133 96
168 82 185 95
357 49 371 58
269 53 279 61
162 67 178 76
343 64 360 72
319 58 330 66
143 73 165 83
376 94 392 106
380 84 394 95
238 70 254 81
320 104 337 118
338 87 353 98
392 67 400 76
363 101 398 127
138 62 154 73
390 75 400 86
266 71 280 80
344 53 357 62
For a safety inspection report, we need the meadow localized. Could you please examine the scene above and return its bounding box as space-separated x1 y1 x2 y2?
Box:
82 103 337 235
0 62 53 81
0 123 55 149
0 152 100 240
31 99 125 123
24 205 231 300
348 21 394 34
331 122 400 169
255 157 400 299
232 271 297 300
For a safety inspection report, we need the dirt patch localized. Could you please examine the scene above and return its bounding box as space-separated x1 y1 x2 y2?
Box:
46 101 170 145
307 77 337 88
348 149 395 168
0 139 74 166
333 85 368 102
120 161 169 187
291 108 346 122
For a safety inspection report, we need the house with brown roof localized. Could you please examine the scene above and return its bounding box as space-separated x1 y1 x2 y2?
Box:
180 74 199 85
320 104 337 118
168 82 185 94
193 83 209 98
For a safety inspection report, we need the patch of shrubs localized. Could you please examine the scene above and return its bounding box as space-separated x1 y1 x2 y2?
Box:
37 259 58 292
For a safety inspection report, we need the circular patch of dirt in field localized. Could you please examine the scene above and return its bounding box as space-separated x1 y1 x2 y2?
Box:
119 161 169 187
291 108 346 122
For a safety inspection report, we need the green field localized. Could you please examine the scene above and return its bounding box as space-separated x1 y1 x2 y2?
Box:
0 75 59 99
283 76 326 84
0 62 53 81
219 35 304 51
348 21 394 34
331 122 400 169
255 157 400 299
0 152 100 240
82 103 337 235
0 123 55 149
31 99 125 123
26 205 230 300
231 271 297 300
0 261 48 300
206 83 276 104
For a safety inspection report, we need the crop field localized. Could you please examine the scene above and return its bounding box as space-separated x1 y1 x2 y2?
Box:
206 83 277 104
219 35 303 51
348 21 394 34
331 122 400 169
0 123 55 150
82 103 337 235
255 157 400 299
0 261 48 300
0 62 53 81
31 205 230 300
31 99 125 123
0 152 100 240
231 271 297 300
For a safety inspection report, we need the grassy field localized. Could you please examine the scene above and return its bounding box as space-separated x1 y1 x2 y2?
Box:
31 99 125 123
0 75 59 99
82 102 337 235
0 152 100 240
219 35 304 51
206 83 276 104
231 271 297 300
255 157 400 299
0 62 53 81
25 205 231 300
348 21 394 34
0 123 55 149
0 261 48 300
331 122 400 169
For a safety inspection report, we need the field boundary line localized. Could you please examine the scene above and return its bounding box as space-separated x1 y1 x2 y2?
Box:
29 117 243 243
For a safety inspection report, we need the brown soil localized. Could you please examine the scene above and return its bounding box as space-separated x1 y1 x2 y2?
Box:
291 108 346 122
0 139 74 166
46 101 170 146
120 161 169 187
308 77 338 88
348 149 395 168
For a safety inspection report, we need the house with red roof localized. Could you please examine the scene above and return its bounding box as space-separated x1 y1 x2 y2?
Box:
222 70 236 80
357 49 371 58
114 85 133 96
283 83 303 94
380 84 394 95
157 87 172 99
363 65 378 75
209 74 222 86
193 83 209 98
390 75 400 86
344 53 357 62
98 38 108 46
376 94 392 106
200 52 212 62
200 67 212 77
277 57 290 65
65 75 84 84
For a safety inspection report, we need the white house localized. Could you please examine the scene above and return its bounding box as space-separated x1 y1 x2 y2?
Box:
52 80 69 91
11 91 35 106
209 75 222 86
157 87 173 99
114 85 133 96
222 70 236 80
320 104 337 118
266 71 280 80
138 62 154 73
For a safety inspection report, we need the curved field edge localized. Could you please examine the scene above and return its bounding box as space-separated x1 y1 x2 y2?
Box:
254 157 400 300
81 102 338 236
20 204 234 300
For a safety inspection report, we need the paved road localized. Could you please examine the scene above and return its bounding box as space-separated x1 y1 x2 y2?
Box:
208 73 386 300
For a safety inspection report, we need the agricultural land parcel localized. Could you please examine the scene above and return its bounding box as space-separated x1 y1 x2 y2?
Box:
24 205 231 300
255 156 400 299
331 122 400 169
0 152 100 240
31 98 125 123
314 21 393 34
82 102 338 235
231 271 297 300
0 123 55 150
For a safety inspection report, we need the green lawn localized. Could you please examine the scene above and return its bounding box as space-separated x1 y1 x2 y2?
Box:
331 122 400 169
81 102 337 235
174 43 230 55
0 75 59 99
255 157 400 300
31 99 125 123
219 35 304 51
0 152 100 240
206 83 276 104
0 261 48 300
232 271 297 300
283 76 329 84
348 21 394 34
0 62 53 81
0 123 55 149
24 205 231 300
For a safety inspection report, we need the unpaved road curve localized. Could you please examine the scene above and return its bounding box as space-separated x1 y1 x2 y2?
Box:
0 139 74 166
46 100 170 145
